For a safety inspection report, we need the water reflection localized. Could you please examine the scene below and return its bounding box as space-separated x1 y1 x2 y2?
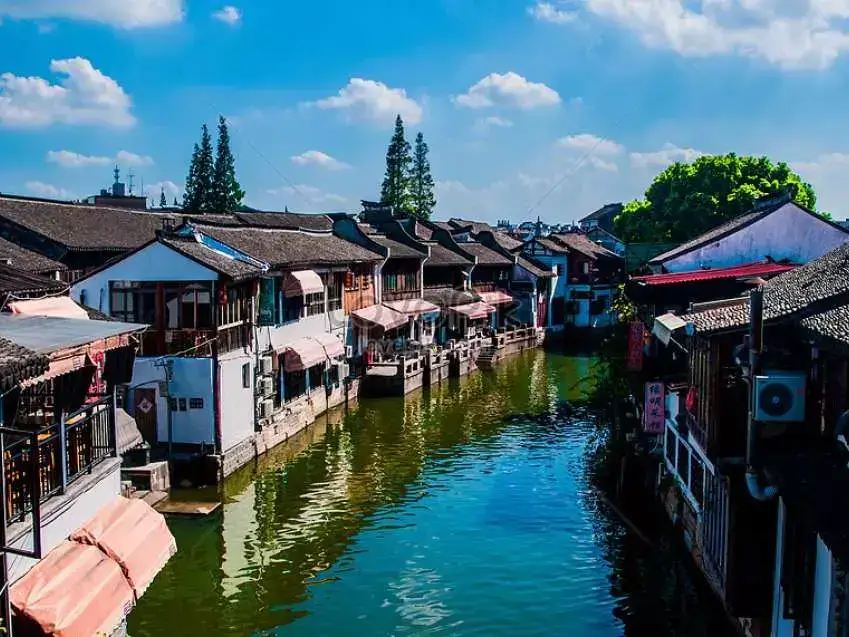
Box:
129 351 734 637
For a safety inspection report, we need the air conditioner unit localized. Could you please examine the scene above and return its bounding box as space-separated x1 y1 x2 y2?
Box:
345 345 353 359
754 371 806 423
338 362 350 380
258 398 275 419
259 355 274 376
261 377 275 397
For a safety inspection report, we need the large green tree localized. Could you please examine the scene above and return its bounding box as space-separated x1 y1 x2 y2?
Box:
614 154 819 244
380 114 413 215
212 115 245 213
183 124 215 214
410 132 436 220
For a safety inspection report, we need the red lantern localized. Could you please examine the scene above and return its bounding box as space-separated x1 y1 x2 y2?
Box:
344 271 355 289
218 286 228 305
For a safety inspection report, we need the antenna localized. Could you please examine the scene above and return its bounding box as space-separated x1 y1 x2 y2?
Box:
127 170 135 196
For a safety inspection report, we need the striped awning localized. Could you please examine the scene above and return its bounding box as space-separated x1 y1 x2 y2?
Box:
351 304 408 331
283 270 323 298
450 302 496 320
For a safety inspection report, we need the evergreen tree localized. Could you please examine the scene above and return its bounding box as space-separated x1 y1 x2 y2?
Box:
196 123 215 214
173 197 179 207
212 116 245 213
159 187 167 208
182 142 201 212
380 114 413 215
410 132 436 220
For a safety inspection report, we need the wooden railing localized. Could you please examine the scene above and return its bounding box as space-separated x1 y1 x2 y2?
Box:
137 323 249 357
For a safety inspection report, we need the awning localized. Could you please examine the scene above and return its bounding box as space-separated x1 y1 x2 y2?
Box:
283 270 323 298
11 540 136 637
19 353 90 389
311 332 345 359
70 496 177 599
384 299 441 316
450 302 496 320
283 336 327 372
116 408 144 453
652 312 688 346
9 297 89 320
351 304 408 331
477 291 513 305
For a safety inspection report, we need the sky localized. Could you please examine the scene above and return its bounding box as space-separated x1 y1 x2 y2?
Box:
3 1 849 225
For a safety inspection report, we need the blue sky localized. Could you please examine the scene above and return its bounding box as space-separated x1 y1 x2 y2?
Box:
3 0 849 224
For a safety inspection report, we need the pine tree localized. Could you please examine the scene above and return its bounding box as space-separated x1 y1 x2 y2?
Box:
182 142 201 213
411 132 436 220
159 187 167 208
380 114 413 215
212 116 245 213
196 124 215 214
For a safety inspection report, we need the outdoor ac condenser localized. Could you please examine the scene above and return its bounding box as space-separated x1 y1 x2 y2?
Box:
259 356 274 376
753 371 806 423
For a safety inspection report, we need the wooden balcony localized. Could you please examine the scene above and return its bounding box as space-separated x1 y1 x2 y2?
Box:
137 323 249 357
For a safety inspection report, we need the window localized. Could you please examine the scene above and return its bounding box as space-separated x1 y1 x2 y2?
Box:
110 282 156 324
179 285 213 329
189 397 204 409
308 363 324 391
327 273 343 311
383 272 417 292
582 261 590 275
305 292 325 317
665 428 677 465
326 364 340 387
242 363 251 389
284 369 306 401
284 296 304 323
178 398 187 412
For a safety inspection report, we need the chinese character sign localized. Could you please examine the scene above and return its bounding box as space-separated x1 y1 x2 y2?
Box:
626 321 645 371
643 381 665 434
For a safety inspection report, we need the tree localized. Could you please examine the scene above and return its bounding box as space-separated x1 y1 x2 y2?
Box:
613 154 819 244
410 132 436 220
380 114 413 215
159 187 167 208
182 124 215 214
212 115 245 213
182 142 200 212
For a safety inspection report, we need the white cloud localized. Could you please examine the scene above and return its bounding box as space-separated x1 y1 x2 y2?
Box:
453 72 561 109
558 133 624 155
528 2 576 24
588 156 619 172
268 184 347 205
629 143 706 168
473 115 514 133
579 0 849 70
145 180 180 204
25 180 74 199
310 78 423 125
0 0 183 28
791 152 849 218
290 150 350 170
211 5 240 25
47 149 153 167
0 57 135 129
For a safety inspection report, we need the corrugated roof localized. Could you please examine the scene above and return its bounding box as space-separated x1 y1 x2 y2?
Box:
0 314 146 354
631 262 797 286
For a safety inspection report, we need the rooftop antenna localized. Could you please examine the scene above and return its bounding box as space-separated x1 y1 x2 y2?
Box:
127 170 135 196
113 165 120 187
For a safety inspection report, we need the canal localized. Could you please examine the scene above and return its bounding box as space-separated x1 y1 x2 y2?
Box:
129 352 738 637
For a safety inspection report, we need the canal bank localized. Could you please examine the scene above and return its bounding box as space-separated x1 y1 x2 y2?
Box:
129 351 738 637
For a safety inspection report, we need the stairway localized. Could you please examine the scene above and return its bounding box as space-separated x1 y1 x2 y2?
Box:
476 346 497 370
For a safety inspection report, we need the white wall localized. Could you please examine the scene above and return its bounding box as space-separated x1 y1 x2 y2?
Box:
70 241 218 313
132 357 215 446
664 203 849 273
218 351 256 453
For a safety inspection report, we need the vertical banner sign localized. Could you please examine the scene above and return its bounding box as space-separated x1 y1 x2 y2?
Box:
258 278 275 326
626 321 645 371
643 381 666 434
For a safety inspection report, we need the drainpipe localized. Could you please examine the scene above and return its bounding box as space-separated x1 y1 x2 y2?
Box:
745 286 778 501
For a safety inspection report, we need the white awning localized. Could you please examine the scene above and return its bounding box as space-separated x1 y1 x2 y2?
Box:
283 270 323 298
652 312 687 346
352 304 408 331
9 297 89 320
383 299 440 316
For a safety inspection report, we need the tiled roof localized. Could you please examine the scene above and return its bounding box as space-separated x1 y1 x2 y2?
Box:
0 336 48 392
579 203 623 223
432 221 457 232
0 237 66 273
0 196 170 252
459 242 513 266
425 243 472 266
549 232 622 261
197 226 382 268
449 218 492 235
681 297 750 334
367 234 426 259
235 211 333 232
423 287 476 307
517 255 553 278
631 262 797 286
159 236 264 281
799 305 849 345
411 220 434 240
534 237 569 254
491 232 524 252
0 263 65 296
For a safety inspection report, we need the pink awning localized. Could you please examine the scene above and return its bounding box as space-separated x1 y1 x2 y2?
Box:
284 336 328 372
11 540 136 637
70 496 177 599
9 297 89 320
383 299 441 316
450 301 496 320
311 332 345 359
351 304 408 331
477 291 513 305
283 270 324 298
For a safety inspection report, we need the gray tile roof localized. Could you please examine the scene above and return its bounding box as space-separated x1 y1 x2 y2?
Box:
799 305 849 345
459 242 514 266
367 234 426 259
0 263 65 295
0 337 48 391
491 232 524 252
517 255 553 278
235 211 333 232
682 297 750 334
0 237 66 273
425 243 472 266
579 203 622 224
159 236 264 281
549 232 622 261
534 237 569 254
423 287 476 307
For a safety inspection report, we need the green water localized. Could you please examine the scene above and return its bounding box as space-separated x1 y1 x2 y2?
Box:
129 352 735 637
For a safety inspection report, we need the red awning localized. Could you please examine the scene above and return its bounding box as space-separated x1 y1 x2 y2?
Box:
351 304 409 331
9 297 89 320
477 291 513 305
631 262 797 286
283 270 324 298
284 336 327 372
70 496 177 599
383 299 441 316
450 302 496 320
11 540 135 637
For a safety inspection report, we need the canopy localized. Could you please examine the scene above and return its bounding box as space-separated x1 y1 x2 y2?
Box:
450 302 496 320
652 312 688 346
311 332 345 359
116 408 144 453
283 270 323 298
383 299 441 316
283 336 327 372
477 290 513 306
9 297 89 320
11 540 135 637
19 353 90 389
351 304 408 331
70 496 177 599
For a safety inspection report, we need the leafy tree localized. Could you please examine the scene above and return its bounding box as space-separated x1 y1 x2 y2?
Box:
380 114 413 215
212 115 245 213
182 124 215 214
614 154 819 243
410 132 436 220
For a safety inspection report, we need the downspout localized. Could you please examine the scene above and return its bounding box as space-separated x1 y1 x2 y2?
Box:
745 286 778 501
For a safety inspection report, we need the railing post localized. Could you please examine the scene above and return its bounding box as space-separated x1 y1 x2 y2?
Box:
109 389 119 458
58 412 67 495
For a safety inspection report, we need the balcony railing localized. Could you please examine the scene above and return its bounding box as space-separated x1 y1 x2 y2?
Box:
3 396 116 525
137 323 249 357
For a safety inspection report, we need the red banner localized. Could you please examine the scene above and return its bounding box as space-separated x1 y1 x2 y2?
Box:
626 321 645 371
643 381 665 434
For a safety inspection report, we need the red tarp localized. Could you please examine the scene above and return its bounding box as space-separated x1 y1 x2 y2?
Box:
631 262 796 286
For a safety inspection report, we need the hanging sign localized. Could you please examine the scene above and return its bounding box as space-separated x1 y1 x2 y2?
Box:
626 321 645 371
258 278 276 326
643 381 666 434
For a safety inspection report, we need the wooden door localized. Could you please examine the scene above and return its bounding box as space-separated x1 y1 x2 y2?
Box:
133 388 158 445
